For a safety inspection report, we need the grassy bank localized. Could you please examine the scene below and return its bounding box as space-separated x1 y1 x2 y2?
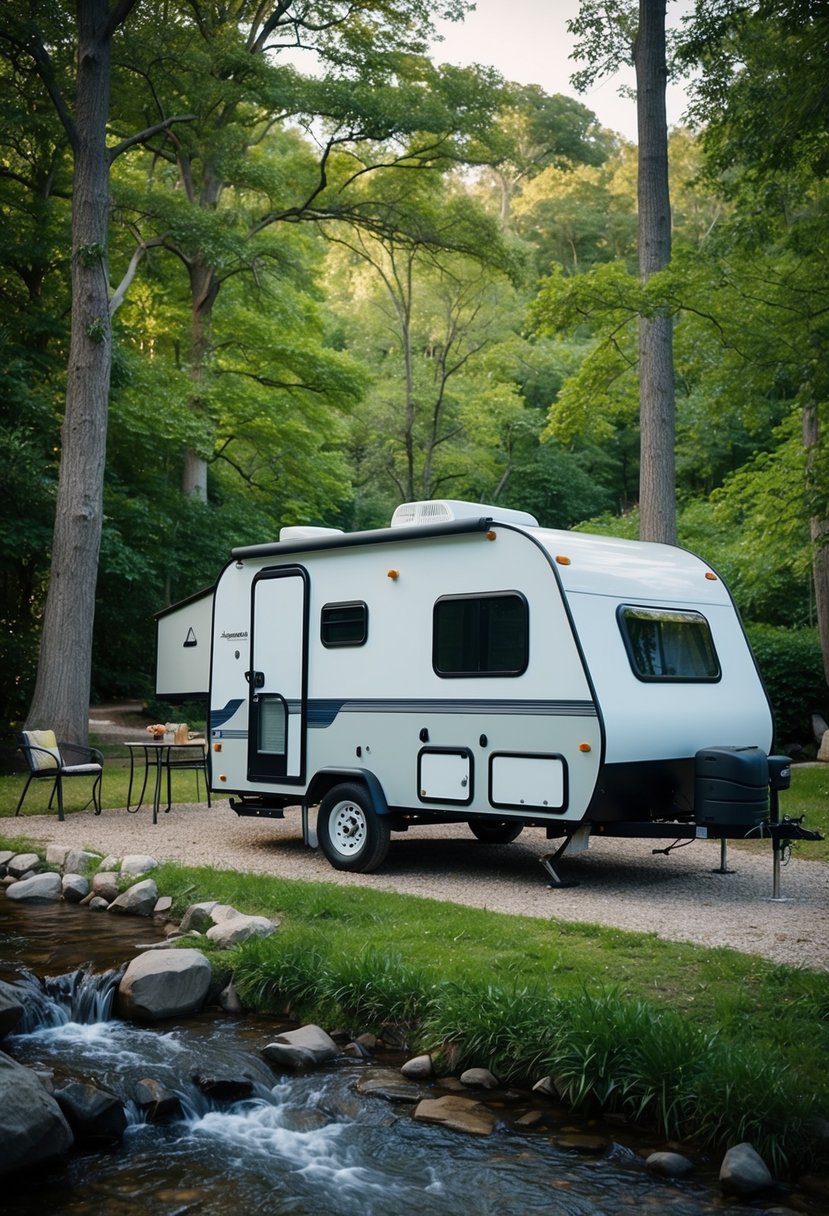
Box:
151 862 829 1171
1 763 827 1173
1 841 816 1173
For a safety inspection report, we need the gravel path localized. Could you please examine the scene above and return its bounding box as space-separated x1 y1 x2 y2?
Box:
20 797 829 973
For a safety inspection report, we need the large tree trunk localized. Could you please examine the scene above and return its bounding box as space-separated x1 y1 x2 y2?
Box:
25 0 116 745
803 403 829 687
635 0 676 545
182 259 219 500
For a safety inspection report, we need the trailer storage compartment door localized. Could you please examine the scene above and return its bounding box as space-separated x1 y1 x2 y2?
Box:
155 589 213 699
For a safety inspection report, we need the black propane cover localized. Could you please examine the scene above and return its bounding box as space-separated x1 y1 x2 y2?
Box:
694 745 769 833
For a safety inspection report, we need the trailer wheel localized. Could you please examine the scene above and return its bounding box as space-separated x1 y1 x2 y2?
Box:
468 819 524 844
318 783 391 873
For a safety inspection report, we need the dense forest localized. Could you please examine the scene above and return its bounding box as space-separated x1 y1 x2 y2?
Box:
0 0 827 747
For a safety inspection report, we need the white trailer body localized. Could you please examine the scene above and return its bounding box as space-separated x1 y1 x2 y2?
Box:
156 501 776 873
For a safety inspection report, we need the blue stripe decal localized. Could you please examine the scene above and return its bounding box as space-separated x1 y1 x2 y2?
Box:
307 698 596 727
210 699 245 730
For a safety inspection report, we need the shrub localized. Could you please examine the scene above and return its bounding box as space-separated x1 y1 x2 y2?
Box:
745 624 827 749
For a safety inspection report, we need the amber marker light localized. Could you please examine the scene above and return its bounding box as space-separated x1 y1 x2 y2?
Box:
705 572 718 581
387 569 400 580
578 742 592 753
556 555 571 565
219 773 227 782
486 530 497 541
213 742 222 752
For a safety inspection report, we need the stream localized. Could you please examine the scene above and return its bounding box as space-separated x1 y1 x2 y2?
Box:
0 896 811 1216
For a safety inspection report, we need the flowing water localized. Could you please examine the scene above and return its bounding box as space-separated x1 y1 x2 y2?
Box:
0 897 811 1216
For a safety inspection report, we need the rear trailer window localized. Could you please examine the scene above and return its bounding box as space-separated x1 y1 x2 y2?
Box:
618 605 720 682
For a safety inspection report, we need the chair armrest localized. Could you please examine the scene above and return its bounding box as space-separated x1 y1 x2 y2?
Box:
59 742 105 765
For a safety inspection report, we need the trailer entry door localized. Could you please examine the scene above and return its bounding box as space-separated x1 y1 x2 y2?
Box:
248 566 308 783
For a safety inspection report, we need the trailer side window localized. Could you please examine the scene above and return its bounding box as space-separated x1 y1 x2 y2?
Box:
321 601 368 647
618 606 720 681
433 592 528 677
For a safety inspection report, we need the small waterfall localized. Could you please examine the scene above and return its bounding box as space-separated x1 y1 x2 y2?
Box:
9 964 124 1033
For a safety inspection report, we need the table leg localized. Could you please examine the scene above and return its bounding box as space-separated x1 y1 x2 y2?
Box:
152 748 165 825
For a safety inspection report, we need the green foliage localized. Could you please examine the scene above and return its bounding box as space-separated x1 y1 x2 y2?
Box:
746 624 827 748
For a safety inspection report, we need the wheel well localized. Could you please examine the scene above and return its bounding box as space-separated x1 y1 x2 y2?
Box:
305 768 389 816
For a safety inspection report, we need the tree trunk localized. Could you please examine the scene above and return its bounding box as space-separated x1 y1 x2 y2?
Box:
803 403 829 687
635 0 676 545
182 259 219 500
25 0 115 746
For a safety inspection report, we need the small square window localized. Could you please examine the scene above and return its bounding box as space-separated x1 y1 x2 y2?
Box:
321 601 368 647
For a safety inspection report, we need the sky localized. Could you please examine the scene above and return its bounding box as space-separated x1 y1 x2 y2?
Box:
430 0 695 143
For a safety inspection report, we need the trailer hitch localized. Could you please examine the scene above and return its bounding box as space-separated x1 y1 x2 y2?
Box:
755 815 823 843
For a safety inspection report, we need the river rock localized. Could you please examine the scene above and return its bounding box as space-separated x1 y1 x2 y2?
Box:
45 845 70 869
6 873 62 904
179 901 219 933
64 849 100 876
121 854 159 878
460 1067 499 1089
401 1054 433 1080
262 1024 339 1071
818 730 829 763
0 1053 74 1176
89 896 110 911
118 948 212 1021
218 981 244 1014
192 1074 255 1101
0 850 15 871
646 1151 695 1178
154 895 173 917
414 1094 498 1136
719 1142 773 1196
134 1078 183 1122
92 871 120 901
99 854 120 871
55 1080 127 1146
355 1069 423 1103
0 983 25 1039
7 853 40 879
108 878 159 917
62 874 90 903
205 914 277 948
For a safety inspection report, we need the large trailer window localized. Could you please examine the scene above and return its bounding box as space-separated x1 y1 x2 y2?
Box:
321 601 368 647
618 605 720 681
433 592 528 677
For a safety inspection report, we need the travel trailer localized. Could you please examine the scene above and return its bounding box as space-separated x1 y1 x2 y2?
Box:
156 499 790 878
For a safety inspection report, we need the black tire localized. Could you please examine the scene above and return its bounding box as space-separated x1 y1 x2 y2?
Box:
318 783 391 873
468 819 524 844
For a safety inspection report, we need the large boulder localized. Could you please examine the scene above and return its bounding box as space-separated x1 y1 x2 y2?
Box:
5 873 62 904
108 879 158 917
64 849 100 876
92 871 120 902
54 1081 127 1146
118 948 212 1021
0 1052 74 1176
62 874 90 904
262 1025 339 1072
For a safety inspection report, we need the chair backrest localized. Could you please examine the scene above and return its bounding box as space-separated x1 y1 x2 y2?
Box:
21 729 61 772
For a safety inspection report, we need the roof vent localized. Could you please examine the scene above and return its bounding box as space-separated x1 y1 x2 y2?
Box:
279 525 344 542
390 499 538 529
